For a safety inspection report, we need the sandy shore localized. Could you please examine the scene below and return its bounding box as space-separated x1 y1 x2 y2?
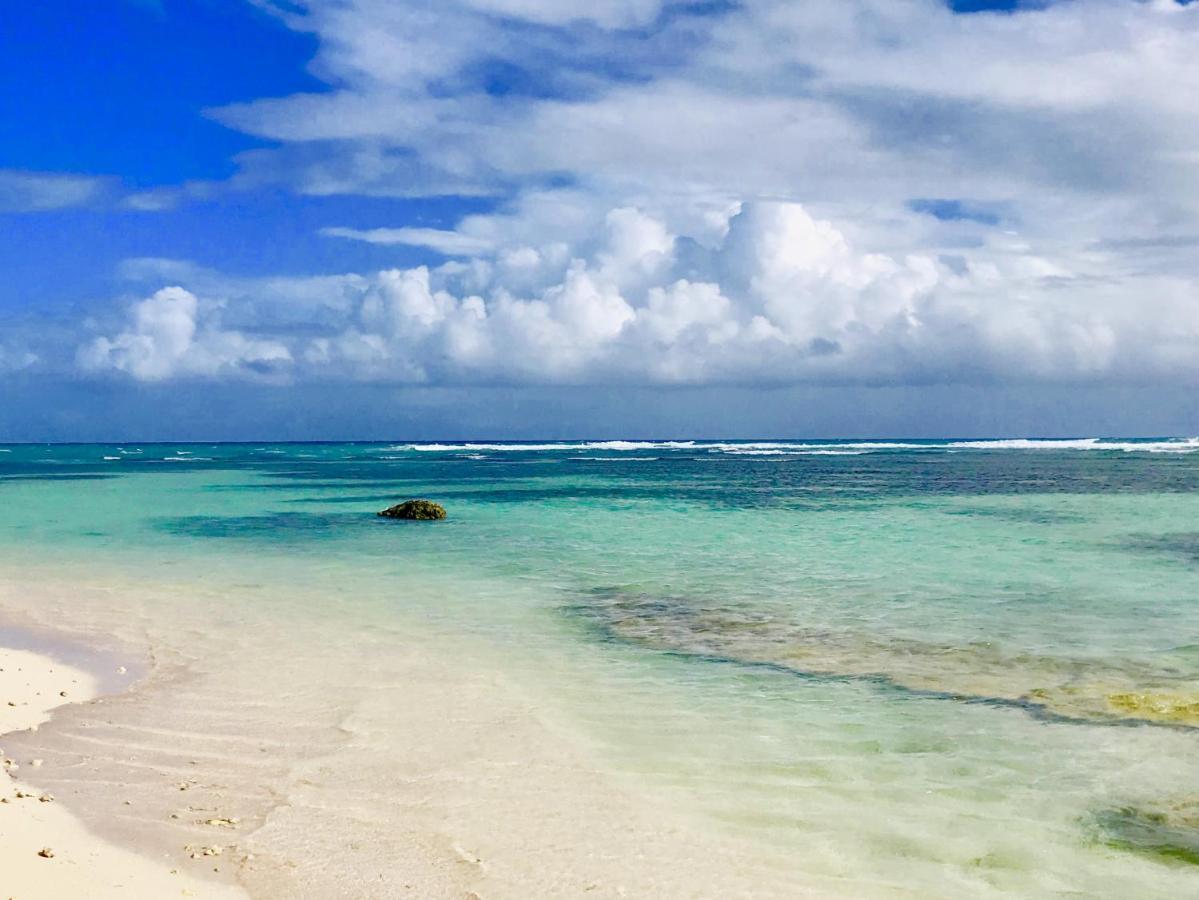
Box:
0 564 835 900
0 643 245 899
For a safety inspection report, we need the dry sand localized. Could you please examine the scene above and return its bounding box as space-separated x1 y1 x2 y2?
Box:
0 644 245 900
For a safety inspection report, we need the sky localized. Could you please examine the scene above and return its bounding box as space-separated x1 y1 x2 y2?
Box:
2 0 1198 440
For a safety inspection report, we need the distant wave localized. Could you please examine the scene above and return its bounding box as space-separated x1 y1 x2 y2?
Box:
389 441 696 452
945 438 1199 453
386 438 1199 455
718 447 871 456
708 442 930 452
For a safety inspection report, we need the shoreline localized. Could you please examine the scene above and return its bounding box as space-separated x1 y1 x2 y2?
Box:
0 564 831 899
0 638 245 899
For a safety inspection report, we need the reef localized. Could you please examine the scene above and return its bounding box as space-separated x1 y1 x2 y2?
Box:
1093 799 1199 866
566 588 1199 729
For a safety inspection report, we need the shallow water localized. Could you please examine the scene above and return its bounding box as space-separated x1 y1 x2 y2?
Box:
3 439 1199 897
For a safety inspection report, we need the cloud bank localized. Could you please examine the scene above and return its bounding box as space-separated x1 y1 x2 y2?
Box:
79 201 1199 386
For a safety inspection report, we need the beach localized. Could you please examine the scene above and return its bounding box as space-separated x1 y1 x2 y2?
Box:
0 639 244 899
1 441 1199 898
0 564 827 899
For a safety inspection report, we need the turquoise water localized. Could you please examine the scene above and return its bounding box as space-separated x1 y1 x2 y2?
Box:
3 439 1199 896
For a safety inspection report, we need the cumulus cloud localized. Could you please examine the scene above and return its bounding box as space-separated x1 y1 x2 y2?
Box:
77 202 1199 387
78 287 293 381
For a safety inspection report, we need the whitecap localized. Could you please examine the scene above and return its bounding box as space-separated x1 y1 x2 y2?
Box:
377 438 1199 456
946 437 1199 453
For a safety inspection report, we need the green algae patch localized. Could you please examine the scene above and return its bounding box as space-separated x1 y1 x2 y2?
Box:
377 499 447 520
1093 802 1199 867
1106 691 1199 727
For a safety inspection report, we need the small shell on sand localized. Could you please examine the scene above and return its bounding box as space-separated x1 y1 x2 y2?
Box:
186 844 224 859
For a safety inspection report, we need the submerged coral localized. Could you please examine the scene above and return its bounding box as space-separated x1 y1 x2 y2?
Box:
1106 692 1199 726
567 588 1199 729
1093 800 1199 866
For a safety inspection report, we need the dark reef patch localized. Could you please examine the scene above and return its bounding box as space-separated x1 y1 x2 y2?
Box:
1092 802 1199 866
1123 532 1199 566
154 511 371 540
943 506 1087 525
563 588 1199 731
0 473 120 482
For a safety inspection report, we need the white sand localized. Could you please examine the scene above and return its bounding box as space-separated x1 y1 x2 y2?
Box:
0 645 245 900
0 565 838 899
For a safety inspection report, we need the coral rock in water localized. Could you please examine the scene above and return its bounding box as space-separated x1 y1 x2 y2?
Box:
377 499 447 520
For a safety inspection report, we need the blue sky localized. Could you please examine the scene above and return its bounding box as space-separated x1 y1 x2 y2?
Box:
1 1 485 308
2 0 1198 439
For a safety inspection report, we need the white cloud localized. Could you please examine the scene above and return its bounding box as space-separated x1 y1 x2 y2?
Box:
320 226 496 255
461 0 664 28
78 287 293 381
77 202 1199 387
215 1 1199 229
0 170 109 212
0 346 39 373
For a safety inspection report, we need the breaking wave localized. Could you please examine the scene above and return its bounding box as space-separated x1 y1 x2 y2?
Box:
385 438 1199 456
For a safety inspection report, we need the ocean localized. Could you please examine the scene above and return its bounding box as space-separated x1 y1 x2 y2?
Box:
2 439 1199 897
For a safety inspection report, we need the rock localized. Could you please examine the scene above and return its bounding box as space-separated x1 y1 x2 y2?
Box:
38 847 54 858
377 499 447 520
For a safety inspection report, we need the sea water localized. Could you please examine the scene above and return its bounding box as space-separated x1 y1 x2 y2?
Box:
2 439 1199 897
